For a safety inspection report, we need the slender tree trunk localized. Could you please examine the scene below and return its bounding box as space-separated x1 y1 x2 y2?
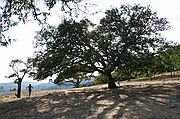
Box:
128 68 131 81
75 79 80 88
170 67 173 79
16 78 22 98
108 73 118 88
16 81 22 98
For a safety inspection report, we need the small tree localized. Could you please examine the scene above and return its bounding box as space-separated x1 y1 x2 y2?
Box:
7 58 33 98
169 45 180 70
158 44 180 76
55 71 91 88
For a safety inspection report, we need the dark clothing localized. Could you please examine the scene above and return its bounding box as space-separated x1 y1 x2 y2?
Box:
27 84 33 97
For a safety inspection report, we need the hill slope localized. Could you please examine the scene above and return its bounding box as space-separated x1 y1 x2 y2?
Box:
0 79 180 119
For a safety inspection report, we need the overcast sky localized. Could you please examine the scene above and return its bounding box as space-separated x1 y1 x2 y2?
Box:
0 0 180 83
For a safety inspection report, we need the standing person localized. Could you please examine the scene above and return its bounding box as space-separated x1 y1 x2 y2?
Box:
27 84 33 97
0 86 4 92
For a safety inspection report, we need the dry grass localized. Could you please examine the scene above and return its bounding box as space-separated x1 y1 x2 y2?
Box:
0 77 180 119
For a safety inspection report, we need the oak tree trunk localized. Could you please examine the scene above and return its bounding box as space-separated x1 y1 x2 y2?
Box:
108 73 118 88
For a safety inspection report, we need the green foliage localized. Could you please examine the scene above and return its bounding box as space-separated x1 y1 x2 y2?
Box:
6 58 33 98
0 0 91 46
158 44 180 72
33 4 170 88
112 70 129 81
168 45 180 69
112 70 146 81
7 58 33 82
33 19 93 80
131 71 147 79
93 70 147 85
93 74 109 85
55 71 91 88
9 88 16 91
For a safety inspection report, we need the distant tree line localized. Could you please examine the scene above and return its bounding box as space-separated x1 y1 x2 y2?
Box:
94 44 180 85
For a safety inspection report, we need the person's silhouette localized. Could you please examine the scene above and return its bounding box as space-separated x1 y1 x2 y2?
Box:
27 84 33 97
0 86 4 92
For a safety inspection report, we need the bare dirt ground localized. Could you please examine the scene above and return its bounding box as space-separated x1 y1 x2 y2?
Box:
0 78 180 119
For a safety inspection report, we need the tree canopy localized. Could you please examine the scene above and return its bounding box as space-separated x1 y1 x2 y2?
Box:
158 44 180 71
33 4 170 88
0 0 91 46
7 58 33 98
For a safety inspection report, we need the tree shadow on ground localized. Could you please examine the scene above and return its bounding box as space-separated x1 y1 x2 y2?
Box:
0 82 180 119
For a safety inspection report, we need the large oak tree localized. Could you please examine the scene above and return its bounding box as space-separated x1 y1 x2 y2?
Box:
33 4 170 88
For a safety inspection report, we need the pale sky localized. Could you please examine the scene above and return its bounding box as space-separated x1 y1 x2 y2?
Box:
0 0 180 83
